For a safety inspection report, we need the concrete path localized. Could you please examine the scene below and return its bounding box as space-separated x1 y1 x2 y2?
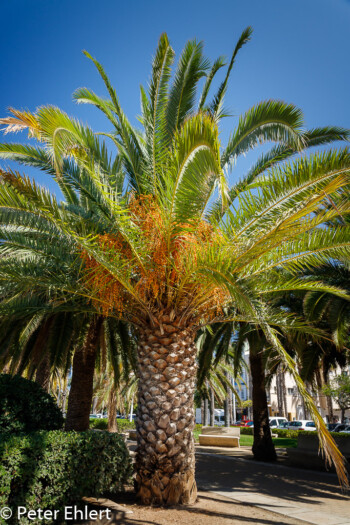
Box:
195 449 350 525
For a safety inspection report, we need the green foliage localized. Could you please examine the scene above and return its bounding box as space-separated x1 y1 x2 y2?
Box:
193 424 202 443
239 426 253 435
89 418 108 430
88 418 137 431
322 373 350 412
239 434 297 448
116 418 136 431
0 374 63 433
0 430 132 524
299 430 350 438
274 428 300 439
240 426 300 439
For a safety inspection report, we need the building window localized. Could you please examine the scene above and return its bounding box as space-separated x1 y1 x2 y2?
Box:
287 388 294 395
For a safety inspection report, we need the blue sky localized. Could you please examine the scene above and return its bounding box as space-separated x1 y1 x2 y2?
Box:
0 0 349 196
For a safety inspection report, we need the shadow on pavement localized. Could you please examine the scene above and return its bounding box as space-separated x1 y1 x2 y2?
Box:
196 453 350 506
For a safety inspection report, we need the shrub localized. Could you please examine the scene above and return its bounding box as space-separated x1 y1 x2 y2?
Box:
274 428 299 439
116 418 136 431
89 418 136 432
89 417 108 430
0 374 64 433
299 430 350 438
240 427 253 435
0 430 132 524
240 427 300 438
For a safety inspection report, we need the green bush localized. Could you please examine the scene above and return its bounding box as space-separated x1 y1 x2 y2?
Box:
0 430 132 524
274 428 299 439
116 418 136 431
240 427 253 435
89 418 108 430
0 374 63 433
239 426 300 438
299 430 350 438
89 418 136 432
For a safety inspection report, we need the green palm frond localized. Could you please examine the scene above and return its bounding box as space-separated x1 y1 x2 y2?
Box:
209 26 253 120
166 39 209 140
221 100 304 171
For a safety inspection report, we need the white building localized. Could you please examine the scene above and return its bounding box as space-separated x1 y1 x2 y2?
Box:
268 366 350 422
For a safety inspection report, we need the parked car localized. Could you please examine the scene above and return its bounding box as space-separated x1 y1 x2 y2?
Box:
269 417 288 429
333 423 350 433
277 421 290 429
286 420 316 431
237 420 254 427
327 423 340 431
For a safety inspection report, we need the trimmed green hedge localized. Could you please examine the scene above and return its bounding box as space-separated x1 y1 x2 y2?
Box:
299 430 350 438
240 427 300 439
89 417 108 430
116 418 136 431
0 374 63 433
0 431 132 524
89 418 136 431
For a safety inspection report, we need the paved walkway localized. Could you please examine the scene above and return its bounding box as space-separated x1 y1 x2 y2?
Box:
195 447 350 525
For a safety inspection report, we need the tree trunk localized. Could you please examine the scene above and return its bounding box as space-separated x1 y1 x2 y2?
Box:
200 398 204 426
210 388 215 426
224 371 231 427
135 320 197 506
281 370 288 418
35 352 50 392
65 316 103 431
341 407 346 424
203 397 208 426
323 368 334 422
250 349 277 462
108 388 118 432
276 366 284 417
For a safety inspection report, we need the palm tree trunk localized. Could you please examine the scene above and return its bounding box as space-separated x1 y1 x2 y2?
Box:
135 319 197 506
323 367 334 422
341 407 346 424
35 352 50 392
281 370 288 418
65 316 103 431
210 388 215 426
200 398 205 426
250 349 277 462
276 366 284 417
203 397 208 426
108 388 118 432
224 371 231 427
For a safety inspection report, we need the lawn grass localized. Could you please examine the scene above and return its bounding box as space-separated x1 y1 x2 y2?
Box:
240 435 297 448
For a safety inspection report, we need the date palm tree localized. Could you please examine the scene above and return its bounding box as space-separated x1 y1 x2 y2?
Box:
1 30 350 503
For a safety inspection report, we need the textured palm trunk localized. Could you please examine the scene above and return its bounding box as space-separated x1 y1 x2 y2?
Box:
35 352 50 392
135 320 197 506
224 371 231 427
65 316 103 431
203 397 209 426
250 349 277 462
200 398 205 425
323 368 334 422
108 388 118 433
281 371 288 419
276 366 284 417
210 388 215 426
